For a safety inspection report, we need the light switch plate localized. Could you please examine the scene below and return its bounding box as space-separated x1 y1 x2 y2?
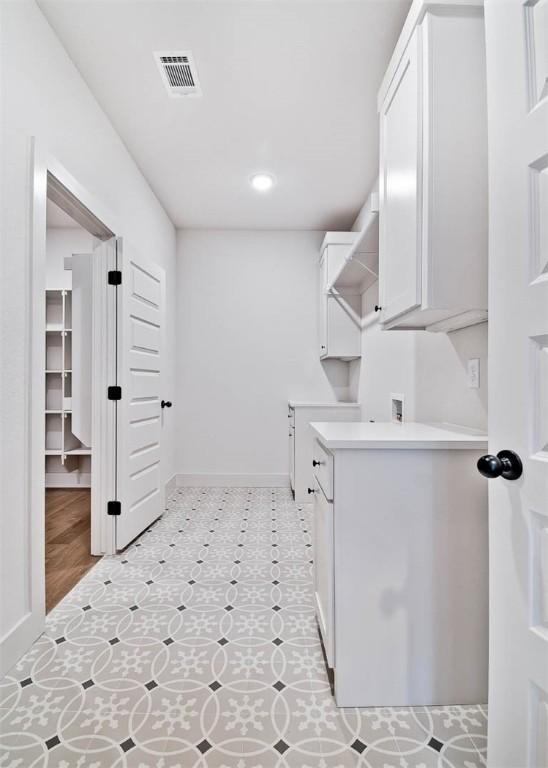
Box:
467 358 480 389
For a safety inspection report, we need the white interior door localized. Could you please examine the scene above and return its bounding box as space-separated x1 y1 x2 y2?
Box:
116 238 165 550
71 253 93 447
484 2 548 765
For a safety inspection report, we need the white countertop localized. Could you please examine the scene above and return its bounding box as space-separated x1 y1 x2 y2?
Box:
289 400 360 409
310 421 488 450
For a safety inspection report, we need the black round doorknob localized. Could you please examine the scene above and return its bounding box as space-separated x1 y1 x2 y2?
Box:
477 450 523 481
161 400 173 409
312 460 321 467
374 305 382 312
307 487 315 494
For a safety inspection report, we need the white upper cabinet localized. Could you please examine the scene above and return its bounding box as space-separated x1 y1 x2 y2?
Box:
380 28 422 325
378 1 488 332
319 234 361 359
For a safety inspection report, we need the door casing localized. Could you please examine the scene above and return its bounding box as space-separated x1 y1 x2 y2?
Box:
24 140 120 661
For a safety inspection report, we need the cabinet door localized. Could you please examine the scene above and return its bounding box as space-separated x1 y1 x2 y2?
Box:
326 293 360 358
319 255 328 357
313 483 334 667
288 426 295 491
379 27 423 324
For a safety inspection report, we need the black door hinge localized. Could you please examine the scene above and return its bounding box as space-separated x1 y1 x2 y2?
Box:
108 270 122 285
107 500 121 516
108 385 122 401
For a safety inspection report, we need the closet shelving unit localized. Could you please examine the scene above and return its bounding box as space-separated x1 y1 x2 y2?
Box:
45 289 91 487
326 192 379 295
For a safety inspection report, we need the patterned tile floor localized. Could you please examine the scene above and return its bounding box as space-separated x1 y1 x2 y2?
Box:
0 488 488 767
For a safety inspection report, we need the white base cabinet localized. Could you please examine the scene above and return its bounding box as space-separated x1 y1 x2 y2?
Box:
288 402 360 504
310 421 488 707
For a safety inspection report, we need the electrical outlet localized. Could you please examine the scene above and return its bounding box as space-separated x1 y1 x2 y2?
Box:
467 358 480 389
391 393 405 423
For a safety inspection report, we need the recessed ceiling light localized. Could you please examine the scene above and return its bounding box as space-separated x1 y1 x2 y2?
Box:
250 173 275 192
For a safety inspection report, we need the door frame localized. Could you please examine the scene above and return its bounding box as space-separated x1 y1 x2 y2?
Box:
30 139 119 627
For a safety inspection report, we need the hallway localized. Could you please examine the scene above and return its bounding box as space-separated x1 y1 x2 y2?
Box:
1 488 488 766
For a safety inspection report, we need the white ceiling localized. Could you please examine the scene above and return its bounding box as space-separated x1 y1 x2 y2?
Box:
38 0 410 231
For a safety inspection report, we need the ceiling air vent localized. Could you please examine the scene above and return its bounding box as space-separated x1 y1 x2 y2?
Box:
155 52 202 97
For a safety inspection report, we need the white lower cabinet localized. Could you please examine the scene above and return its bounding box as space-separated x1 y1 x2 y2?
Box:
288 425 295 491
288 402 360 503
310 422 489 707
313 483 334 668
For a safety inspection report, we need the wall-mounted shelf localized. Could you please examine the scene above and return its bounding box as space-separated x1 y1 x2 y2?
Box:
319 235 362 360
327 192 379 295
45 288 91 488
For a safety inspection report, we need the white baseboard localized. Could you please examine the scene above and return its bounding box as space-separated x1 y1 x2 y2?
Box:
165 473 178 498
45 473 91 488
0 611 44 678
175 474 290 488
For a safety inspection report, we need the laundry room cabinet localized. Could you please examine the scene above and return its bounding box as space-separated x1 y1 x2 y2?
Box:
288 401 361 503
318 234 361 359
309 421 488 708
378 3 488 332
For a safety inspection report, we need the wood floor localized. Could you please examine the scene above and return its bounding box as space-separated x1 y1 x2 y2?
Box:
45 488 101 613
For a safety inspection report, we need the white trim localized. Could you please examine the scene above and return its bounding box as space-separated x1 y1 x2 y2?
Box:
45 152 120 236
165 473 178 498
175 474 290 488
38 148 118 558
90 238 117 556
0 612 44 677
0 139 120 675
45 473 92 488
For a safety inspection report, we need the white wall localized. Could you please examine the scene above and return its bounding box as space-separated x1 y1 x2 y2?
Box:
356 282 488 429
176 229 343 481
0 1 176 674
175 226 487 491
350 183 488 430
46 227 94 289
415 322 488 429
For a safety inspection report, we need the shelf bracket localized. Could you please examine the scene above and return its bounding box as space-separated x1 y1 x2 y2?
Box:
351 257 378 279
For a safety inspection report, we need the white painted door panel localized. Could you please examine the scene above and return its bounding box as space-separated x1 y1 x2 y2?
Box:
484 1 548 765
71 254 93 447
116 239 165 550
379 27 422 324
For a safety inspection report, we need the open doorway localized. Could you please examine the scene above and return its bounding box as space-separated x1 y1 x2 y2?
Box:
40 169 118 611
29 151 166 627
44 197 98 611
